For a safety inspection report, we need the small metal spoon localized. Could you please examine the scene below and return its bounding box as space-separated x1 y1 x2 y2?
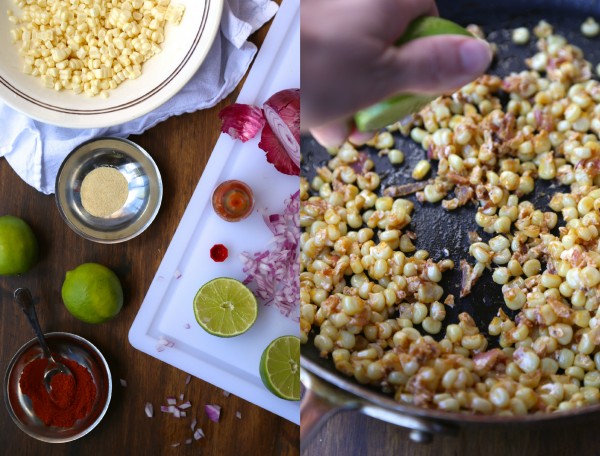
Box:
14 288 74 402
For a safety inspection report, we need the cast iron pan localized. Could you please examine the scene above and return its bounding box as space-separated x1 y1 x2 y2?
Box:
301 0 600 429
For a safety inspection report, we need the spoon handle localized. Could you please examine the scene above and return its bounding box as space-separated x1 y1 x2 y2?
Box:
14 288 53 360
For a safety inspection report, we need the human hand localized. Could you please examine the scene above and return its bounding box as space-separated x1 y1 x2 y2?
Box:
301 0 493 148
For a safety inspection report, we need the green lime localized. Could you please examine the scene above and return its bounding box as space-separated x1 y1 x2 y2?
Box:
259 335 300 401
0 215 39 276
61 263 123 323
396 16 473 45
354 16 473 132
193 278 258 337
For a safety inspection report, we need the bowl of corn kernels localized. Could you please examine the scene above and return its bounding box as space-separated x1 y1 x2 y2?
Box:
0 0 222 128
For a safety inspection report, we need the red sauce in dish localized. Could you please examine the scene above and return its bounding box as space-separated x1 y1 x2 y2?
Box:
210 244 229 262
212 180 255 222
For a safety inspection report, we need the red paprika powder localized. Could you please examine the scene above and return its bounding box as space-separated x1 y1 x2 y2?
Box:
19 357 96 428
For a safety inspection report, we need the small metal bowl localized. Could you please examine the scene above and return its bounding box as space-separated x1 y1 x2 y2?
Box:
4 332 112 443
55 137 162 243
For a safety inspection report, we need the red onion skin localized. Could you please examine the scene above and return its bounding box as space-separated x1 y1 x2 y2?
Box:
218 104 265 142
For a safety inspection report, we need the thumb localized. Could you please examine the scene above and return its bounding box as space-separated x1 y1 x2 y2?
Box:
383 35 493 95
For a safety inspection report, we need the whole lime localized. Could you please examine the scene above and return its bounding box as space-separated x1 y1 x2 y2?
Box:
61 263 123 323
0 215 39 276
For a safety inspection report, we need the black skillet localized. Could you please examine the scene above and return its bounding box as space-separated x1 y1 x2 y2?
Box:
301 0 600 444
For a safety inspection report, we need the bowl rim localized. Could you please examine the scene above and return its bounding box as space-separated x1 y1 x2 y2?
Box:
54 136 163 244
4 331 113 443
0 0 224 128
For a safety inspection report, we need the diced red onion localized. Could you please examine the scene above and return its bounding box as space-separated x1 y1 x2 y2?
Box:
167 397 177 406
120 378 127 387
218 104 265 142
179 393 184 401
190 417 197 431
193 428 205 440
174 270 182 279
145 402 153 418
156 336 175 352
183 323 191 329
240 191 300 320
185 439 192 445
160 405 170 413
205 404 221 423
171 443 180 448
179 401 192 410
180 411 187 417
173 408 181 418
222 390 230 397
235 411 241 419
185 375 191 385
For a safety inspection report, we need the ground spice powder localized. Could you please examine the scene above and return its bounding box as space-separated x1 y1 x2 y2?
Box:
19 357 97 428
80 167 128 217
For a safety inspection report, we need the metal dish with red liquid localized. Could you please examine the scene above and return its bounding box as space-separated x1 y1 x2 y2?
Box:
4 332 112 443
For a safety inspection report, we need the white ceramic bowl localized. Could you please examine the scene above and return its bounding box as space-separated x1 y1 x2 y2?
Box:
0 0 222 128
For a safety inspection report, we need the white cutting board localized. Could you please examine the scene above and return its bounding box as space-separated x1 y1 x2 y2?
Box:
128 0 299 424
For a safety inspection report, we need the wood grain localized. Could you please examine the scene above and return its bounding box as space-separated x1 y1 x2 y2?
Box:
301 408 600 456
0 14 298 456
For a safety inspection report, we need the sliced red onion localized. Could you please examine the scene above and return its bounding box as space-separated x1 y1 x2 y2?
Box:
167 397 177 406
235 411 241 419
261 89 300 173
120 378 127 387
259 122 300 176
185 375 191 385
193 428 205 440
144 402 153 418
179 401 192 410
218 103 265 142
205 404 221 423
190 417 197 431
241 191 300 320
218 89 300 176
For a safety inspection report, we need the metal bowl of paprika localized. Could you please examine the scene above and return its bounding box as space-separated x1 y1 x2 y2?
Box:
4 332 112 443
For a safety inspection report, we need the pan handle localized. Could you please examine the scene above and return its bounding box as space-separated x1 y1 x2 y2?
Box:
301 367 458 445
300 367 361 444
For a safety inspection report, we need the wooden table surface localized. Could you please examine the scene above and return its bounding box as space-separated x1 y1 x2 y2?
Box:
301 403 600 456
0 13 299 456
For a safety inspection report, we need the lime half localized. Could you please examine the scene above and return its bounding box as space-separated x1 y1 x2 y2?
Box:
259 335 300 401
193 278 258 337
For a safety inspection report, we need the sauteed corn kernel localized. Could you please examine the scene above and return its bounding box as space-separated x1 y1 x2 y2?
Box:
302 21 600 415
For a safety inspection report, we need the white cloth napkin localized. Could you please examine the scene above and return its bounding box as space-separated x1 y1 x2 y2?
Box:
0 0 278 195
